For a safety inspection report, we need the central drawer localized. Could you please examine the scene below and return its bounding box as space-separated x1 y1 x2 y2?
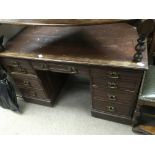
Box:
31 61 78 74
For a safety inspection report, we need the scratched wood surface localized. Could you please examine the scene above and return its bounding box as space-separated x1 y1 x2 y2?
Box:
0 23 148 69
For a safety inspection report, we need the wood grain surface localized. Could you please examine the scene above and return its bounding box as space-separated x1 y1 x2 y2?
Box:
0 23 148 69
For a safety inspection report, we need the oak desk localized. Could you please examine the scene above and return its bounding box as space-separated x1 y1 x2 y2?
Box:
0 22 148 124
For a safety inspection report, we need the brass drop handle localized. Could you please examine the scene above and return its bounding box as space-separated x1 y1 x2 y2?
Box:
23 81 30 86
19 67 27 74
92 84 97 88
108 82 118 89
41 63 48 70
32 92 37 97
12 61 19 67
108 95 117 101
107 106 115 112
108 71 119 79
70 67 78 74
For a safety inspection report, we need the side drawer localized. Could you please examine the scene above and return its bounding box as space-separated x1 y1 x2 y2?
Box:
1 58 35 74
92 87 137 105
19 88 49 100
91 67 142 82
92 79 140 92
92 99 133 117
11 73 43 90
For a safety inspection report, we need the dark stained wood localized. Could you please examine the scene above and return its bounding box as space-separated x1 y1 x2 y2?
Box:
0 56 67 107
91 109 132 125
0 57 36 74
0 22 148 124
0 23 148 69
92 99 132 116
93 89 137 105
11 73 43 89
91 76 141 92
90 66 143 123
23 97 54 107
0 19 127 26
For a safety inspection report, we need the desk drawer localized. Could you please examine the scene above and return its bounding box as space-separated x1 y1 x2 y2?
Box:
19 88 49 100
92 79 139 92
91 67 142 82
92 88 136 105
1 58 35 74
11 73 43 90
92 99 132 116
48 62 78 74
31 61 78 74
91 67 143 92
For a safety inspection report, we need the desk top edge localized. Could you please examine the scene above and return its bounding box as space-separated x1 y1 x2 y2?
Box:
0 52 148 70
0 19 130 26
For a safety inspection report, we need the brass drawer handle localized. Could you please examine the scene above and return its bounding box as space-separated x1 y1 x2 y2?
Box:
92 84 97 88
19 68 27 74
32 92 37 97
41 63 48 70
106 106 115 112
12 61 18 65
70 67 78 74
23 81 31 86
108 94 117 101
108 71 119 79
12 61 19 67
108 82 118 89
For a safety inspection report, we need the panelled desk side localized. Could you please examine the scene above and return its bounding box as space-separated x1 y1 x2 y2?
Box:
0 23 148 124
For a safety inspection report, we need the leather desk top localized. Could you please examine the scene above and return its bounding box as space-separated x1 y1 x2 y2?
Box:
0 23 148 70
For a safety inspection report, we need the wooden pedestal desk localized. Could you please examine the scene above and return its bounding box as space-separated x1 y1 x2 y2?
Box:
0 23 148 124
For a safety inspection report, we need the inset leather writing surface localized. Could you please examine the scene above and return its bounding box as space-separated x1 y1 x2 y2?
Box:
0 23 148 69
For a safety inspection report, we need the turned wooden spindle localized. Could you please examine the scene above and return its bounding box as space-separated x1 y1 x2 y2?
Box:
133 20 154 62
0 35 5 52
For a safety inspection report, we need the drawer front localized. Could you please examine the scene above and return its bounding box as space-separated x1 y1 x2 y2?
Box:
92 79 139 92
92 99 132 116
19 88 49 100
48 62 78 74
11 73 43 90
31 61 78 74
1 58 35 74
92 88 137 105
91 67 143 92
91 67 142 82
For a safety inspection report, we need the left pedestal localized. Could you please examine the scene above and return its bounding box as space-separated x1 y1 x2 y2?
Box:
0 57 66 107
